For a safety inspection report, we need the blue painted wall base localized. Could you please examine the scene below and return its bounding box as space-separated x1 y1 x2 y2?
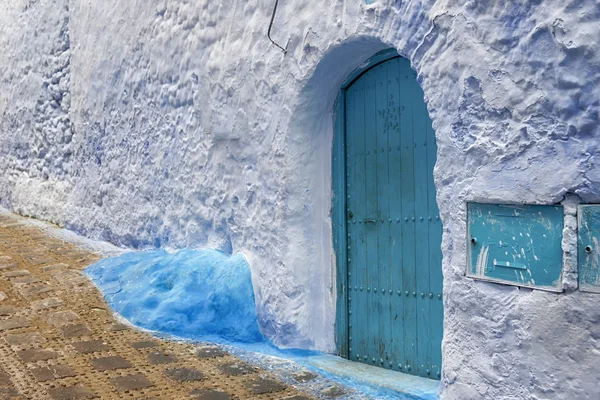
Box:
85 249 264 344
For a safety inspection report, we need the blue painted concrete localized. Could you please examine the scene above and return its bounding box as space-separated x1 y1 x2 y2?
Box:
304 355 440 399
85 249 264 343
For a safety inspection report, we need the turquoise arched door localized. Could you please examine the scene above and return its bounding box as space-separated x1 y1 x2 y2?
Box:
333 50 443 379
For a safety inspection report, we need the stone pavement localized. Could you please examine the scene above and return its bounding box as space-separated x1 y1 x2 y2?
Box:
0 214 314 400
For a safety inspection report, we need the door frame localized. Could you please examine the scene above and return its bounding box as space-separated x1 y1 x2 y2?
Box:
332 48 401 357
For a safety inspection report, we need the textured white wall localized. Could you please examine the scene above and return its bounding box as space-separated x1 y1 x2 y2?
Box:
1 0 600 398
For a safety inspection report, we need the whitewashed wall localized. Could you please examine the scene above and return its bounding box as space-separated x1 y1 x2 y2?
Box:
1 0 600 398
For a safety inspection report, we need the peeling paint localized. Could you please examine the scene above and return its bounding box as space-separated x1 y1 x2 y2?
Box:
467 203 563 291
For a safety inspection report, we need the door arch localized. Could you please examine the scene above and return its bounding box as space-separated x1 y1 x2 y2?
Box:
332 49 443 379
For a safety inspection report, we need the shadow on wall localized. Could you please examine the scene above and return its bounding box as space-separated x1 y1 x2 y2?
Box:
285 36 399 227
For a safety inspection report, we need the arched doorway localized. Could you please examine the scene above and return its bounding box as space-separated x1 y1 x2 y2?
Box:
333 49 443 379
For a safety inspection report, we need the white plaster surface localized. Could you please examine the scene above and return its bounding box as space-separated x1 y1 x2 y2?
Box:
2 0 600 398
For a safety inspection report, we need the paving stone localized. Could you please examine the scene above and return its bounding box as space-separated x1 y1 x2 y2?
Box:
72 340 111 354
53 249 76 256
60 324 93 338
31 297 63 310
0 291 5 302
0 369 12 385
17 348 58 362
0 318 30 331
29 257 56 266
13 246 37 253
0 305 18 316
6 332 46 346
321 385 346 398
217 361 256 376
90 356 132 371
18 283 53 297
147 352 178 365
0 386 22 399
3 270 30 278
284 396 313 400
189 389 232 400
195 346 227 359
131 340 158 349
30 365 76 381
47 385 97 399
0 263 17 271
44 243 65 250
51 268 78 277
293 371 318 383
89 307 108 315
1 223 21 229
62 252 89 262
164 367 205 382
10 276 41 285
47 310 81 327
41 263 69 272
110 374 153 392
63 277 89 287
0 256 11 262
108 323 129 331
246 378 287 394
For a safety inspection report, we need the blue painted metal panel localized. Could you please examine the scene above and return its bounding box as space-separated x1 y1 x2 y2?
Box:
467 203 564 292
578 205 600 293
340 51 443 379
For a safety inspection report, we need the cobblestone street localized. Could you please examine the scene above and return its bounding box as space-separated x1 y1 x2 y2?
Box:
0 214 313 400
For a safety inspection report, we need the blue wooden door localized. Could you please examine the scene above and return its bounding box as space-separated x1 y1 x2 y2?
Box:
344 55 443 379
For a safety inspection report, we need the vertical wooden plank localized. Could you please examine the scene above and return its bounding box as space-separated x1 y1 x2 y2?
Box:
413 77 431 378
398 57 417 373
333 90 348 358
364 69 380 366
345 86 356 361
353 77 370 364
375 63 391 368
387 58 404 372
427 110 444 379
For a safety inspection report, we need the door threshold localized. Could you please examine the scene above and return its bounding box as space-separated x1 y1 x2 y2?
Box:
304 355 440 399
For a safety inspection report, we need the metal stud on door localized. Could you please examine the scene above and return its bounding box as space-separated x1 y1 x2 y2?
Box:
343 54 443 379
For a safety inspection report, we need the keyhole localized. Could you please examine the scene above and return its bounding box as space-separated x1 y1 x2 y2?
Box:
471 237 477 245
348 211 354 220
585 245 593 253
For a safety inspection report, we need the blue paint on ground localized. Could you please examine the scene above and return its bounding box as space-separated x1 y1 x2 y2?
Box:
85 249 263 343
